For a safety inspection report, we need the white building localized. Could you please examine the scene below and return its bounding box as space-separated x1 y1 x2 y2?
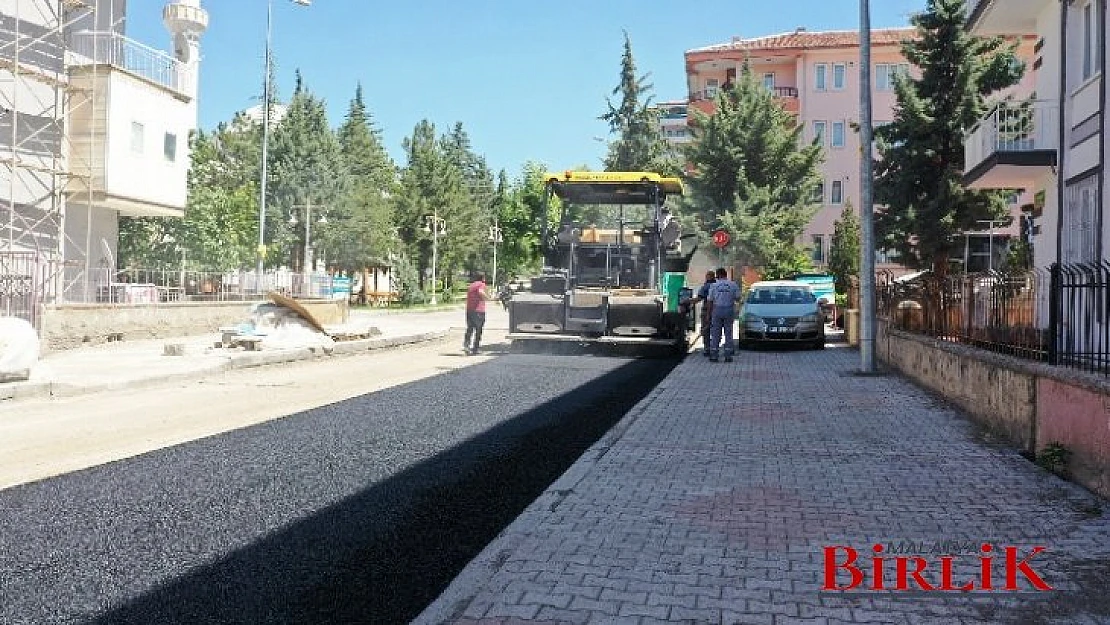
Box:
0 0 207 314
652 100 693 146
964 0 1106 270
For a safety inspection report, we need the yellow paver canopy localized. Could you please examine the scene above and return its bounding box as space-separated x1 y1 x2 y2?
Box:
544 171 684 204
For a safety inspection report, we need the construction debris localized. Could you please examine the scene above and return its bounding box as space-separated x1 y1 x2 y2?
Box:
0 317 39 382
214 295 379 352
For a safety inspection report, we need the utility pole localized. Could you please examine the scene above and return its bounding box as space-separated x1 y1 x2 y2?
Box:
859 0 877 373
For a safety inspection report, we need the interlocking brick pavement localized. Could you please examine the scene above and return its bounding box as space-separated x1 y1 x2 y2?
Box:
416 345 1110 625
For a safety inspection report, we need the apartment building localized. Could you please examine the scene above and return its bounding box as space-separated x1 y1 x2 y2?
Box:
0 0 207 316
685 27 1036 273
652 100 693 147
964 0 1107 271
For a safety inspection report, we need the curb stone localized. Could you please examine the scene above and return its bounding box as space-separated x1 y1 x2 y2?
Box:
0 330 451 403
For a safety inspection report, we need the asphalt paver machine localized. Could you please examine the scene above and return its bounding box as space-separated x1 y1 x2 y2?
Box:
507 171 698 352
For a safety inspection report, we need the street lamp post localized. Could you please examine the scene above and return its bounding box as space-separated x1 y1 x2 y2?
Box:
291 199 325 295
489 223 503 287
257 0 311 293
424 212 446 305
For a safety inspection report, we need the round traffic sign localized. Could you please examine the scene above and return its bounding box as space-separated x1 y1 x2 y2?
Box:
711 229 730 248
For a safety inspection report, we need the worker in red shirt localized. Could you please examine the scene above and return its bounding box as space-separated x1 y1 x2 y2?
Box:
463 271 488 355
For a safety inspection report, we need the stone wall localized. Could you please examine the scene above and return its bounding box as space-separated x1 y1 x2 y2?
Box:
876 318 1110 498
41 299 349 353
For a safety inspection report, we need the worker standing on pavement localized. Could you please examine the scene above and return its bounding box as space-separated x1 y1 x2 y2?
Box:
688 270 716 357
706 267 741 363
463 272 489 356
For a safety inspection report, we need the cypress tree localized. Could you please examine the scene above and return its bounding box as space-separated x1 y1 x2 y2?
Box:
874 0 1024 275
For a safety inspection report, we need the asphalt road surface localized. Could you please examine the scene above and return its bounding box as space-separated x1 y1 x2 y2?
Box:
0 337 678 624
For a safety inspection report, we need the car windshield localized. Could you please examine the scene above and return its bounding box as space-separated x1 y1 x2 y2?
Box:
747 287 816 305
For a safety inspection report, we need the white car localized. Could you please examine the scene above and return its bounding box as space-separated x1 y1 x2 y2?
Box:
739 280 826 349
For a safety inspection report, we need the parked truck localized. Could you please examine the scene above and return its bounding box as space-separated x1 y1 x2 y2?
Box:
506 171 698 353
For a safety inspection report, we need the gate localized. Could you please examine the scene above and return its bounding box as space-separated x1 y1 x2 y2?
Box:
0 252 46 331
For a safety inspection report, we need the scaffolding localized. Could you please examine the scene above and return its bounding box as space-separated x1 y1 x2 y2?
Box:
0 0 102 320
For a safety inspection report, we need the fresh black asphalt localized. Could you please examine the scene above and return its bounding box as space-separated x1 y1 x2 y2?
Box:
0 350 678 624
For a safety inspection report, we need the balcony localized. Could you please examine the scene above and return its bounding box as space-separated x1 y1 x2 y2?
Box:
964 100 1058 189
68 31 193 99
966 0 1050 34
687 86 800 116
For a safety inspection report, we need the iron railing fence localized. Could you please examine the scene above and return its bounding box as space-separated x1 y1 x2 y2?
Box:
95 268 343 303
0 251 49 330
48 266 350 304
1050 262 1110 375
878 264 1109 376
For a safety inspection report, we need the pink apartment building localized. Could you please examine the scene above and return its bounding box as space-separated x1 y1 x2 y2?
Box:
683 27 1036 273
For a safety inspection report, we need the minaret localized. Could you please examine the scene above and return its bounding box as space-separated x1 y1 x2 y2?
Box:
162 0 209 99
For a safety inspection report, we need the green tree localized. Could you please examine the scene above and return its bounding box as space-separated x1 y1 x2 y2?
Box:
440 122 493 279
874 0 1024 275
599 31 675 175
118 117 262 271
325 84 397 299
684 65 823 278
828 200 861 294
394 120 480 299
492 164 549 281
268 70 347 271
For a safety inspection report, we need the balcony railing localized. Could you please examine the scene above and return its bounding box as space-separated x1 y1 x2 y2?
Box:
68 31 193 97
689 85 799 102
965 100 1059 172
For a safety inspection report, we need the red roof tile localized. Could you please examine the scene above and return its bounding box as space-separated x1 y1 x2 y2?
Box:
687 28 916 55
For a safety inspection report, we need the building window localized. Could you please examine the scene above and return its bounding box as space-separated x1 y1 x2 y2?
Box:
811 234 825 263
831 121 846 148
833 63 847 90
130 122 144 154
705 78 719 98
875 63 910 91
815 63 827 91
763 72 776 91
1063 175 1098 263
813 120 827 145
831 180 844 204
1082 1 1101 80
875 249 898 264
814 181 825 203
163 132 177 162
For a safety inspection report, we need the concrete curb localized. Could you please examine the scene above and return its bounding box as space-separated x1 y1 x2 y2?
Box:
410 354 676 625
0 330 451 403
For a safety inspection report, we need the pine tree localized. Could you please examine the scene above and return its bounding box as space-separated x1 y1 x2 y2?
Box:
684 65 824 277
327 85 397 292
268 70 347 271
874 0 1024 275
600 31 674 175
828 200 861 294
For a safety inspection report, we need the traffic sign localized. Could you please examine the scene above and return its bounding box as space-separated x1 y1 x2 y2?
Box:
711 229 730 248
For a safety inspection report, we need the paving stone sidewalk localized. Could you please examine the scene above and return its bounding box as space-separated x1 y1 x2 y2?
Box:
416 345 1110 625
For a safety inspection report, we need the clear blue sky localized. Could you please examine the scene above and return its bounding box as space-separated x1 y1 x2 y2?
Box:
132 0 925 177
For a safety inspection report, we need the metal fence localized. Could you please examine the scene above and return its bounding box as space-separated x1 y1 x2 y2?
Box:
1050 262 1110 375
0 252 49 330
877 263 1109 376
88 268 348 304
69 31 193 96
